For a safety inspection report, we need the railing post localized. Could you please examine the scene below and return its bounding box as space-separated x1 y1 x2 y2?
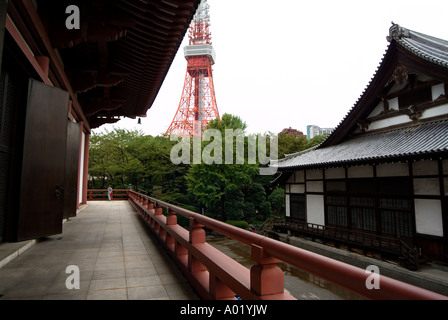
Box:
189 217 205 244
154 203 163 216
188 218 206 273
250 244 284 298
167 208 177 225
165 208 177 251
153 203 163 235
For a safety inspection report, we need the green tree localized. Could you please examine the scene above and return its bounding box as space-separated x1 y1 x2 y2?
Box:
89 129 144 188
268 187 285 216
185 114 258 221
88 129 188 196
245 183 267 221
224 186 245 221
278 131 307 159
207 113 247 131
305 133 329 150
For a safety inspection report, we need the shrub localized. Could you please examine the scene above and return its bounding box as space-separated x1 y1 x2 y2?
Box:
225 220 249 229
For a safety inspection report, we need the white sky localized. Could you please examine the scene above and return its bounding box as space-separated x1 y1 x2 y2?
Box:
95 0 448 137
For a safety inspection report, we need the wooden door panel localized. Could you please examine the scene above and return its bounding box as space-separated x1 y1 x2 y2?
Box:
64 120 80 219
17 79 69 240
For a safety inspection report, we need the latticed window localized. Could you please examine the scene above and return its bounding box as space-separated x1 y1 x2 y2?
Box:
327 196 347 227
380 198 413 237
351 197 376 232
324 176 414 238
290 194 306 220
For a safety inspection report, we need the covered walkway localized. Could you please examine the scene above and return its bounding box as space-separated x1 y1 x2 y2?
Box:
0 201 200 300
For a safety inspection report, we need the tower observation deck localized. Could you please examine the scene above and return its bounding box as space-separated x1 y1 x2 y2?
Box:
165 0 219 136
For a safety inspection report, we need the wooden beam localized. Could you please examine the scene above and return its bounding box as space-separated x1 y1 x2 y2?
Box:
71 72 123 94
0 0 7 75
5 16 52 85
81 100 123 116
20 0 91 133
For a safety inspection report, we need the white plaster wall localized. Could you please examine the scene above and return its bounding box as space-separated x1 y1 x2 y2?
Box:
285 194 290 217
306 169 323 180
421 104 448 120
413 178 440 196
376 162 409 177
325 167 345 179
389 97 399 111
306 194 325 225
368 114 410 131
415 199 444 237
306 181 323 193
432 83 445 99
295 171 305 183
367 101 385 118
290 184 305 193
347 165 373 178
413 160 438 176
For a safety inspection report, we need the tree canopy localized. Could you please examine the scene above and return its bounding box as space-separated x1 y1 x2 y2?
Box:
88 116 330 227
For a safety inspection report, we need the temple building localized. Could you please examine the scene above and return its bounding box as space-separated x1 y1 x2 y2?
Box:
273 23 448 269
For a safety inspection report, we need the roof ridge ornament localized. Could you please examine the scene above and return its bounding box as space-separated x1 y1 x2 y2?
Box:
387 22 410 42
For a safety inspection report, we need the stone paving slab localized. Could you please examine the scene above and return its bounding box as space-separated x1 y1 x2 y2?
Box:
0 201 200 300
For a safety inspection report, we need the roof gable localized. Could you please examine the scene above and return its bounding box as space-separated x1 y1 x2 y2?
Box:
275 23 448 171
319 23 448 148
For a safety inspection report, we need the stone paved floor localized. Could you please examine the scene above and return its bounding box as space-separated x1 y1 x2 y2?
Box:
0 201 200 300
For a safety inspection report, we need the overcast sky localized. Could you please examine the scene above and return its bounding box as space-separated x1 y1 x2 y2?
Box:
95 0 448 137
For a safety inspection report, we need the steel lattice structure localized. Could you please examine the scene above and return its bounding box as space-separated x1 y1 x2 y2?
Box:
165 0 219 136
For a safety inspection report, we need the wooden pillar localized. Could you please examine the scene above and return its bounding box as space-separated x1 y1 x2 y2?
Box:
81 132 90 204
0 0 7 75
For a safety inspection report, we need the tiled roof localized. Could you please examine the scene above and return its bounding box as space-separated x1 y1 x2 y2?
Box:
275 119 448 169
387 23 448 68
319 23 448 148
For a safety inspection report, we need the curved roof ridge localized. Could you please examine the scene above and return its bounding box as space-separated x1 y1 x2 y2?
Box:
388 22 448 67
318 22 448 148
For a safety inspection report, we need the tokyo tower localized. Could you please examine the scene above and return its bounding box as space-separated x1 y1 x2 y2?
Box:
165 0 219 136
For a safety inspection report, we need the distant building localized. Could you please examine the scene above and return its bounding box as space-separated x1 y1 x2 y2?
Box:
306 125 334 140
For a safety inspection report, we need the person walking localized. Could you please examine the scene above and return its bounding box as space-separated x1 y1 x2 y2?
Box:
108 185 113 200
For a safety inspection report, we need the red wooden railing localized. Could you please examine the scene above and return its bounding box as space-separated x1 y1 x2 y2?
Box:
125 190 447 300
89 189 448 300
274 217 421 270
87 189 129 201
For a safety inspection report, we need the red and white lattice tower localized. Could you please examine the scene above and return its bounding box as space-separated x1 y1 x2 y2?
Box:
165 0 219 136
